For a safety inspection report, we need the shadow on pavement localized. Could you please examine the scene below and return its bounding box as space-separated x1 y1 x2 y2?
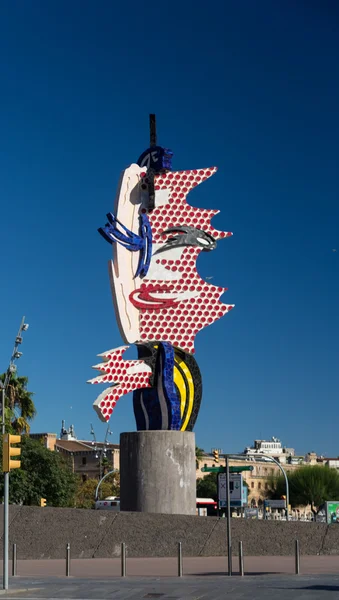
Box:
297 586 339 592
273 585 339 592
190 572 281 577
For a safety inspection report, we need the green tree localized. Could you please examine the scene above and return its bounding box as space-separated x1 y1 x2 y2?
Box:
75 472 120 509
0 373 36 433
195 446 205 470
97 454 114 478
0 436 76 506
197 472 218 500
269 465 339 515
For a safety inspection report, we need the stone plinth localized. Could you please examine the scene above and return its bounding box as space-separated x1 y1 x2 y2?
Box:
120 431 196 515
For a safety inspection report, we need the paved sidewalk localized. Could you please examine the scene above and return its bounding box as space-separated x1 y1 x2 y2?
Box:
0 555 338 577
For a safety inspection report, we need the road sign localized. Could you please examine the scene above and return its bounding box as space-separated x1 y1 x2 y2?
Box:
264 499 286 509
218 473 244 507
201 466 253 473
244 507 259 520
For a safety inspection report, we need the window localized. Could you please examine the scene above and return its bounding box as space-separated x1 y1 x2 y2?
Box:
258 482 261 490
82 457 87 465
251 482 254 489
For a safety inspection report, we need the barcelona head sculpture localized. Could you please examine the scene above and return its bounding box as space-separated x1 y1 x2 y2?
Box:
88 116 234 431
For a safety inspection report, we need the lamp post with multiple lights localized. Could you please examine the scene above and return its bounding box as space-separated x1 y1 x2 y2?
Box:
1 317 29 590
90 423 113 481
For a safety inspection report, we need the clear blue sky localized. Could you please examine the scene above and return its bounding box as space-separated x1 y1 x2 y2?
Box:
1 1 338 456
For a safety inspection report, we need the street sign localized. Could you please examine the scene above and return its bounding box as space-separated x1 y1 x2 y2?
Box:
244 507 259 520
201 466 253 473
264 499 286 509
218 473 244 508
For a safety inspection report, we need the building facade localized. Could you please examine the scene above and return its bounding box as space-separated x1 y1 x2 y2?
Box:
244 436 299 464
29 432 57 451
30 424 119 481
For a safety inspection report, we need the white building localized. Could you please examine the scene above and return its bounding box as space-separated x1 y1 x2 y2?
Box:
317 457 339 470
244 437 295 464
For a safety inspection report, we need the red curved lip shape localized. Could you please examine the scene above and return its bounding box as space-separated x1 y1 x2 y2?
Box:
129 285 180 310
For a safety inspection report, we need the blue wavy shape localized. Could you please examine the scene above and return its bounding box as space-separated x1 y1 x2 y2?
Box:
158 342 181 430
133 342 181 431
98 212 152 278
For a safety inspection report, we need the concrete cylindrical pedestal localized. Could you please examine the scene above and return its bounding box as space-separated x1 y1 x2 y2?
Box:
120 431 196 515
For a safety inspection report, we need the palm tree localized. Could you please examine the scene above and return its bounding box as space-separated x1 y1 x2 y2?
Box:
0 372 37 433
195 446 205 470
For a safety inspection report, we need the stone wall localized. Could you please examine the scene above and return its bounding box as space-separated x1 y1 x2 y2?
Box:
0 506 338 559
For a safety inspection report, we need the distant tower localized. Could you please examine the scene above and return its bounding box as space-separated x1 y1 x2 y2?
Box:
60 420 77 441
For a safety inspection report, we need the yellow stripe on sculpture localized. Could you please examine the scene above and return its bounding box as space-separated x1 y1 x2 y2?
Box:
173 353 195 432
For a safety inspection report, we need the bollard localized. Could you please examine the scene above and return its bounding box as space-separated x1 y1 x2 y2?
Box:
238 541 244 576
295 539 300 575
12 544 17 577
178 542 183 577
121 542 126 577
66 543 71 577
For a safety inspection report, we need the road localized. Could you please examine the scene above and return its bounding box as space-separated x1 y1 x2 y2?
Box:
0 556 338 598
1 574 339 599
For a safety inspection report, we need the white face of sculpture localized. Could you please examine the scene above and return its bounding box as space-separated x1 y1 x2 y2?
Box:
107 164 233 353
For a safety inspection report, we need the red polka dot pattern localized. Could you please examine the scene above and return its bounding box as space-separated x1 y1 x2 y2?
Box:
139 167 234 354
150 167 232 243
88 346 152 422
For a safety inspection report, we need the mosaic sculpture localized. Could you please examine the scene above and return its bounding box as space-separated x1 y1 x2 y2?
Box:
88 116 234 431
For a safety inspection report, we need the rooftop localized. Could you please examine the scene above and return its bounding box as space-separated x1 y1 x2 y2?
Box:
56 439 119 453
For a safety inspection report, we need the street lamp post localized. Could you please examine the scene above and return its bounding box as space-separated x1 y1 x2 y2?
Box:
229 452 290 521
0 383 8 591
95 469 119 501
246 453 289 521
90 423 113 484
1 317 29 590
225 455 232 576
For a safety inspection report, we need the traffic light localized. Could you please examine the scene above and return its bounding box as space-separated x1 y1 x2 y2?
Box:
2 434 21 472
212 449 219 463
40 498 46 507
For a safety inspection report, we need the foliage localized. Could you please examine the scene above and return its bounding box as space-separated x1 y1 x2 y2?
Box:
101 455 112 475
268 465 339 514
75 472 120 509
195 446 205 470
196 472 217 500
0 373 36 433
0 436 76 506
